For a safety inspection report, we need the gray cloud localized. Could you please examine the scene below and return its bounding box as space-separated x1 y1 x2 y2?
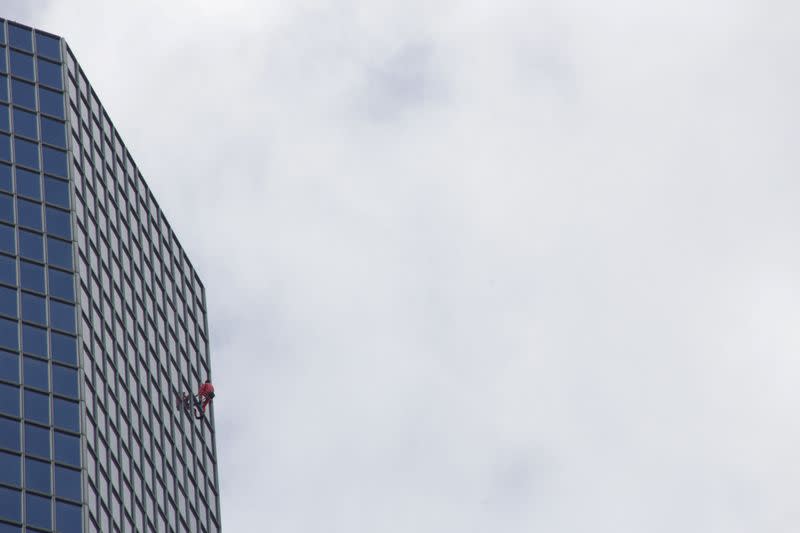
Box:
23 1 800 531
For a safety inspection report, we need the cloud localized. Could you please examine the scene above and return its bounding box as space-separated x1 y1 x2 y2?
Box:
22 0 800 531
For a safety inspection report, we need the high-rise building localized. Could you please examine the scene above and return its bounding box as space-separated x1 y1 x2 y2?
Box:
0 18 221 533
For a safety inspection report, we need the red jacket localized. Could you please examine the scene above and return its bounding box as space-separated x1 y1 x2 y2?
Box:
198 383 214 397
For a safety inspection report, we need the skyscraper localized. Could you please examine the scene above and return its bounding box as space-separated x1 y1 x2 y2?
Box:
0 18 221 533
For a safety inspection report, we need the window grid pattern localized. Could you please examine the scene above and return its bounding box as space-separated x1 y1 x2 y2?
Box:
63 42 220 533
0 19 83 533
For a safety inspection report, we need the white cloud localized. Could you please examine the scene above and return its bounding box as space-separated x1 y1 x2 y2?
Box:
22 1 800 531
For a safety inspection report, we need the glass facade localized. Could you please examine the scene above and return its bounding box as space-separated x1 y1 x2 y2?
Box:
0 18 221 533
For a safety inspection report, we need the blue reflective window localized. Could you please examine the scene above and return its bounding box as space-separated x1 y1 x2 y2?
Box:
0 105 7 132
37 58 62 90
15 168 40 199
56 500 81 532
0 522 21 533
0 26 4 45
0 224 12 254
19 230 43 261
13 138 38 170
25 492 51 529
0 49 5 74
0 163 9 192
12 107 37 139
44 177 68 208
22 324 46 357
42 147 66 178
9 50 34 81
0 286 16 317
10 79 34 110
21 292 45 325
53 431 79 467
0 193 11 223
25 457 51 494
0 256 13 285
24 389 49 424
36 33 61 62
0 417 20 451
24 424 50 458
16 198 41 231
50 300 74 333
39 87 63 119
40 117 65 148
53 397 78 432
0 486 21 523
8 25 32 53
0 383 19 416
45 206 70 239
52 364 77 398
23 356 47 390
46 237 71 269
48 268 73 301
0 350 17 383
0 317 17 351
0 76 6 103
0 134 9 162
50 332 75 366
0 451 20 486
19 261 44 292
54 465 80 500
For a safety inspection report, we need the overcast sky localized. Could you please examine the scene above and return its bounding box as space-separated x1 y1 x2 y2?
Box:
7 1 800 531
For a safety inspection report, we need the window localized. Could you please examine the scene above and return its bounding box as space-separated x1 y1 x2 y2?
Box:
41 116 66 148
36 33 61 61
0 194 11 223
0 317 17 351
21 324 46 357
54 430 80 466
53 397 79 432
37 57 62 90
0 350 18 383
14 137 39 170
19 230 43 261
10 79 35 110
15 168 41 199
39 86 64 119
46 206 71 239
9 50 34 81
22 356 47 390
21 292 46 324
25 457 51 493
0 416 20 451
19 261 44 292
0 383 19 416
52 364 78 398
24 389 49 424
0 134 8 162
0 451 19 486
51 331 76 365
56 500 82 532
44 177 69 208
16 198 42 230
47 236 72 269
26 492 51 529
25 423 50 458
55 465 81 500
0 76 7 102
0 164 9 192
0 104 7 132
43 146 67 177
12 107 37 139
0 486 21 523
8 24 32 52
0 286 16 317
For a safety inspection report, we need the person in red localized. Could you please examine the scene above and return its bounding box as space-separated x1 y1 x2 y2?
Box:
194 379 215 415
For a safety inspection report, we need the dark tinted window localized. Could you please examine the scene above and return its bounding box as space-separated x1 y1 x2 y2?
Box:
21 324 46 357
56 500 81 532
44 177 68 207
13 138 38 169
15 168 40 199
0 486 21 523
0 451 20 486
45 206 70 239
19 230 43 261
42 146 66 177
0 104 7 132
12 107 37 139
46 236 71 269
19 260 44 292
16 198 42 230
0 163 9 191
52 364 77 398
0 224 12 254
0 286 16 317
21 292 45 324
37 58 62 90
0 133 9 162
36 33 61 61
48 268 74 301
0 417 20 451
23 356 47 390
50 300 74 333
54 431 79 466
54 465 80 500
40 116 65 148
25 457 51 493
0 255 14 285
9 50 34 81
39 86 64 118
23 389 49 424
25 492 51 529
0 75 7 102
10 79 34 109
24 423 49 458
7 25 32 52
53 397 78 432
0 383 19 416
0 317 17 351
0 350 18 383
50 331 76 365
0 193 11 223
